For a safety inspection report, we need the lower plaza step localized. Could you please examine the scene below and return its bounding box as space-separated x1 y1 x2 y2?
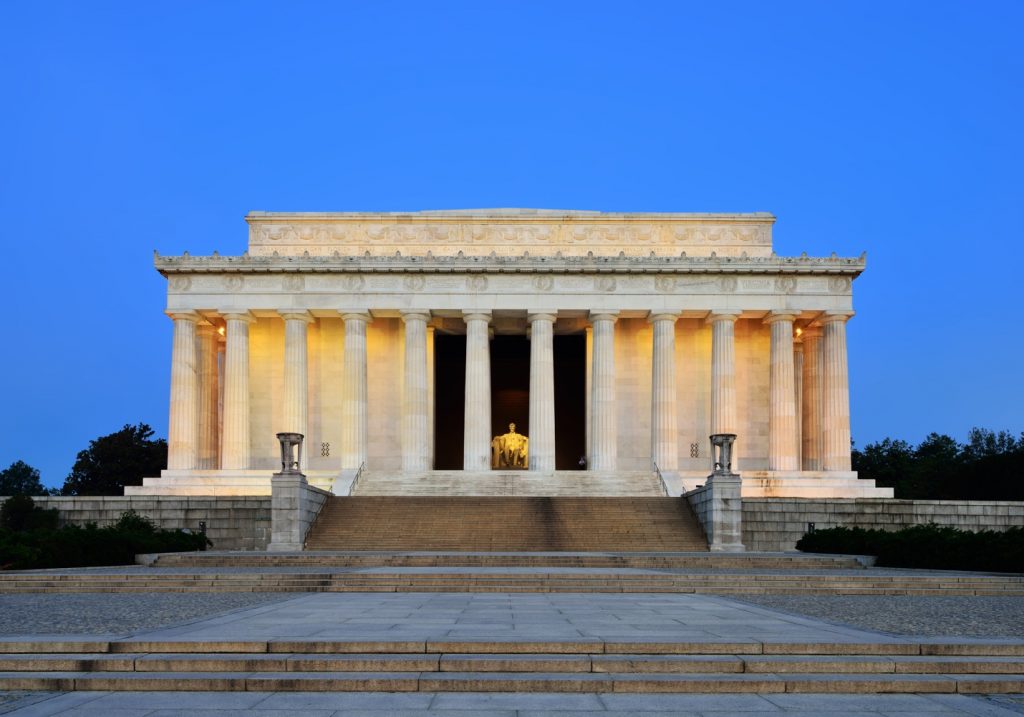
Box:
304 496 707 552
0 639 1021 693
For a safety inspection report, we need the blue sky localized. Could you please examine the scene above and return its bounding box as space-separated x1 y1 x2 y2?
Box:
1 1 1022 489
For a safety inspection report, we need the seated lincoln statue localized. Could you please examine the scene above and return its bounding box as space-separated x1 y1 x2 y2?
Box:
491 423 529 469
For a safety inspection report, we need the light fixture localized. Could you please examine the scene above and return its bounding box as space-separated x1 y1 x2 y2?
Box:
218 326 226 336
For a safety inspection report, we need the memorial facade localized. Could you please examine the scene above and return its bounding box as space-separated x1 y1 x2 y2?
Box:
128 210 892 499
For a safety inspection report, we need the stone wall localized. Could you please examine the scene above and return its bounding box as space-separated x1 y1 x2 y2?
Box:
15 496 272 551
743 498 1024 552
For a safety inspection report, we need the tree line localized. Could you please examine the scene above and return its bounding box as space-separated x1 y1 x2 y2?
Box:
0 424 166 497
853 428 1024 500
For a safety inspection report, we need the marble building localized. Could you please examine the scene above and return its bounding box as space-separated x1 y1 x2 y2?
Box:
127 209 892 499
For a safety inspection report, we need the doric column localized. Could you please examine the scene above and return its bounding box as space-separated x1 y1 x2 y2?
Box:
801 326 824 471
588 311 618 471
649 312 680 471
528 311 557 472
341 312 372 471
221 311 254 470
426 326 436 470
401 311 431 471
794 337 804 469
766 312 799 470
584 325 593 465
197 322 220 470
281 311 313 470
463 311 492 470
167 311 200 470
708 310 740 440
821 312 853 471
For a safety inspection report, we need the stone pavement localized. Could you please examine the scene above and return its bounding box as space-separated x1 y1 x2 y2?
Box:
0 593 1022 714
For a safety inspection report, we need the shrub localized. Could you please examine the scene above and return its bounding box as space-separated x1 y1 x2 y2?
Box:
797 524 1024 573
0 495 58 532
0 508 210 570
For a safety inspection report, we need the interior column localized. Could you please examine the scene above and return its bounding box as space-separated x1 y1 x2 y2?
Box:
463 311 492 470
588 311 618 471
767 311 799 470
401 311 431 471
528 311 557 472
281 311 313 470
821 311 854 471
221 311 254 470
167 311 200 470
649 312 679 472
197 321 220 469
801 326 824 470
341 312 372 471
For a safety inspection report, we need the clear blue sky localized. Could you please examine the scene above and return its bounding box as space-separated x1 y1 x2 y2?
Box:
2 2 1022 489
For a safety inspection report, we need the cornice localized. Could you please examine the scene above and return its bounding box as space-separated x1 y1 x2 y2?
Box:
154 251 867 277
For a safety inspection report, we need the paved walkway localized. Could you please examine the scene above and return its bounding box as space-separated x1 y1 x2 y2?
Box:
1 593 1022 715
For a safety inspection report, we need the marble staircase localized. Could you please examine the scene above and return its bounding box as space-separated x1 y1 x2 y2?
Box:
0 638 1022 693
304 496 706 552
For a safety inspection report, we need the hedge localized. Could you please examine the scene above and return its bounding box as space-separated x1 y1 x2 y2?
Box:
796 524 1024 573
0 498 210 570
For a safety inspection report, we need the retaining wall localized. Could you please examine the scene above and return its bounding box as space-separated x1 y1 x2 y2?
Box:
12 496 272 551
743 498 1024 552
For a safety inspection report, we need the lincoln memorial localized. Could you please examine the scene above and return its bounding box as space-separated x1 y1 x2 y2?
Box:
128 210 891 499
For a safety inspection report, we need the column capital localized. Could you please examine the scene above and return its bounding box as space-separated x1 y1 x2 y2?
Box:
706 309 741 325
588 310 619 324
340 311 373 323
816 310 854 326
527 311 558 323
278 310 314 324
166 310 201 323
462 310 492 323
221 311 255 324
400 310 432 323
764 311 798 325
648 311 680 324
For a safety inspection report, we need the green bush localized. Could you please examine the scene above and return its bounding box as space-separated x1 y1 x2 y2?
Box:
0 503 211 570
0 495 58 532
796 524 1024 573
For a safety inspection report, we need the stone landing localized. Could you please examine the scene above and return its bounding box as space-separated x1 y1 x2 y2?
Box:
352 470 668 497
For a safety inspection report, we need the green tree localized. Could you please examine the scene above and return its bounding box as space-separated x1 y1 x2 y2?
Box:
60 424 167 496
0 461 52 496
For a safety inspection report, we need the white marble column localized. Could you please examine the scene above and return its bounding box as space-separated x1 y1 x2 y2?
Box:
401 311 431 471
794 337 804 469
167 311 200 470
197 322 220 470
221 311 254 470
528 312 557 472
588 311 618 471
708 311 740 469
821 312 853 471
426 326 436 470
766 312 799 470
801 326 824 471
341 312 372 471
584 325 593 465
463 311 492 470
281 311 313 470
649 312 679 471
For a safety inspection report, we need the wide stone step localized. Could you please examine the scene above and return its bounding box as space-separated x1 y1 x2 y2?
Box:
2 652 1023 675
0 669 1021 693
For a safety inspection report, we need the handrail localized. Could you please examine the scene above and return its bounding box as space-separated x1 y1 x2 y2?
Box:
651 461 671 497
348 461 367 496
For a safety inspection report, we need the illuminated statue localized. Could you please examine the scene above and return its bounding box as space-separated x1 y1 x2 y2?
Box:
491 422 529 469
